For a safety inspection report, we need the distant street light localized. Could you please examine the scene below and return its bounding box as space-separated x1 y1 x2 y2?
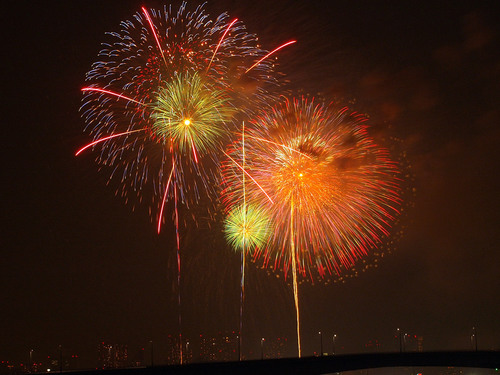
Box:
260 338 265 360
396 328 402 353
319 332 323 356
149 340 154 367
237 335 241 361
471 327 478 351
29 349 33 373
403 333 408 353
332 334 337 356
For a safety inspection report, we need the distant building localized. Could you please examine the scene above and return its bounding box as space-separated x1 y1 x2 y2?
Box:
0 360 15 374
437 368 465 375
45 350 75 372
198 332 238 362
45 355 60 372
167 335 192 365
217 332 239 362
264 337 288 359
404 334 424 352
129 347 145 367
199 335 218 362
364 339 382 352
97 342 128 369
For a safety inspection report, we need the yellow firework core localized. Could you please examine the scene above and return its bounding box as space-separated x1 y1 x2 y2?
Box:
183 119 191 126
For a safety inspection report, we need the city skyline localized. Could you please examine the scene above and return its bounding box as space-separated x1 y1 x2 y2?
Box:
2 0 499 370
2 330 428 371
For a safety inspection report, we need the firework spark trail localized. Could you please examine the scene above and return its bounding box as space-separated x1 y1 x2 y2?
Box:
223 125 273 359
239 123 245 361
290 199 301 357
239 245 245 361
222 97 402 356
141 7 168 67
157 160 175 234
243 135 313 160
174 182 183 364
222 151 274 204
81 87 146 106
207 18 238 72
75 129 146 156
245 40 297 73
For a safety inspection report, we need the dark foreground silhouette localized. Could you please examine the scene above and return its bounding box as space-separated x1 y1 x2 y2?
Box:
65 351 500 375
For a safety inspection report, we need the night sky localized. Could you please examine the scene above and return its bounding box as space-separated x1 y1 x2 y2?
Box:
3 0 499 368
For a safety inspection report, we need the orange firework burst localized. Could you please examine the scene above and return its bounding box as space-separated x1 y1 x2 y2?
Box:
222 97 402 281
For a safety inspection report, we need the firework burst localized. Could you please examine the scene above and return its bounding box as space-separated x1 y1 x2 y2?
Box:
78 3 294 229
222 97 401 356
224 203 271 252
222 97 402 281
152 71 235 159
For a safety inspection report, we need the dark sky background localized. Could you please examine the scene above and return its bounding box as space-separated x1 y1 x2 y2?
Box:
2 0 499 368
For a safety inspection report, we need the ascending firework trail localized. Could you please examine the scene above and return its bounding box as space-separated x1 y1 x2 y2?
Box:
223 123 272 359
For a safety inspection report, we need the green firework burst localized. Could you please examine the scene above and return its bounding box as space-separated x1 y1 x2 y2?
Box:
224 204 272 252
152 71 236 155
